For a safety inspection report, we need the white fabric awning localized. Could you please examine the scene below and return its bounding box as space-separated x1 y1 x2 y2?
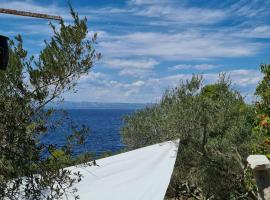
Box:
66 140 179 200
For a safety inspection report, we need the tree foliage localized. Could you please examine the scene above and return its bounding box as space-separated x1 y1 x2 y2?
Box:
122 75 259 199
254 64 270 157
0 6 99 200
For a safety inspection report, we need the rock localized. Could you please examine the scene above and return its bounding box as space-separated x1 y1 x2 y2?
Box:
247 155 270 200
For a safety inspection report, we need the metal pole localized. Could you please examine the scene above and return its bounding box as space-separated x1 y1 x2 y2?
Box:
0 8 62 21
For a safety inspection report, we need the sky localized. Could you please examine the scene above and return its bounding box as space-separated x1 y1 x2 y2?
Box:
0 0 270 103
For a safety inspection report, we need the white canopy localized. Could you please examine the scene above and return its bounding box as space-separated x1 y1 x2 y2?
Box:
66 140 179 200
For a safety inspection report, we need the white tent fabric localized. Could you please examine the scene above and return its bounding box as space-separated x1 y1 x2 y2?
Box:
66 140 179 200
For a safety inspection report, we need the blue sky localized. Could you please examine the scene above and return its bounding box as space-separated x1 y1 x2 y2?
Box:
0 0 269 103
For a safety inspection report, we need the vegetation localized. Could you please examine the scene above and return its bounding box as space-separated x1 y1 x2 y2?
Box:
122 75 263 199
0 7 99 200
254 64 270 157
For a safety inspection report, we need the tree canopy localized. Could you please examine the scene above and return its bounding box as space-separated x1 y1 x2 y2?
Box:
122 75 260 199
0 7 99 200
253 64 270 158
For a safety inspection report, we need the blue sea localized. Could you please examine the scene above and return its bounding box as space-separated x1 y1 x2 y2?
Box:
42 109 136 157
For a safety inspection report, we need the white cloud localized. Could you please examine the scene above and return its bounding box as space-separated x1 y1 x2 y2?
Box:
64 69 262 103
129 0 170 5
1 1 265 62
128 0 229 26
229 0 268 18
228 69 262 86
98 31 260 60
235 25 270 38
14 23 52 36
169 64 218 71
103 58 158 69
65 70 147 102
79 72 109 83
133 5 226 25
2 0 266 104
102 58 158 77
132 80 145 87
118 68 153 77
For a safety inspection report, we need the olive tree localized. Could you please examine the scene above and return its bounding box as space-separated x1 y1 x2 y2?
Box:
122 75 259 199
0 6 100 200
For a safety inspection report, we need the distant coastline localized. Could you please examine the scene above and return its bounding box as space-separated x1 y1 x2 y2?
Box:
47 101 152 110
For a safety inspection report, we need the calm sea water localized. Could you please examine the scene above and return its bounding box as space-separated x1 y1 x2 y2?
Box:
42 109 135 156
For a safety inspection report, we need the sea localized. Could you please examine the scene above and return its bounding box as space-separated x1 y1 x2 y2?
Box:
41 109 136 157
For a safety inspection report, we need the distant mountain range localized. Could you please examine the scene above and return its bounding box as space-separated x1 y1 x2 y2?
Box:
48 101 152 110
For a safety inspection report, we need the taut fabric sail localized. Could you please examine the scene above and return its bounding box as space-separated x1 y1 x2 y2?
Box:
66 140 179 200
